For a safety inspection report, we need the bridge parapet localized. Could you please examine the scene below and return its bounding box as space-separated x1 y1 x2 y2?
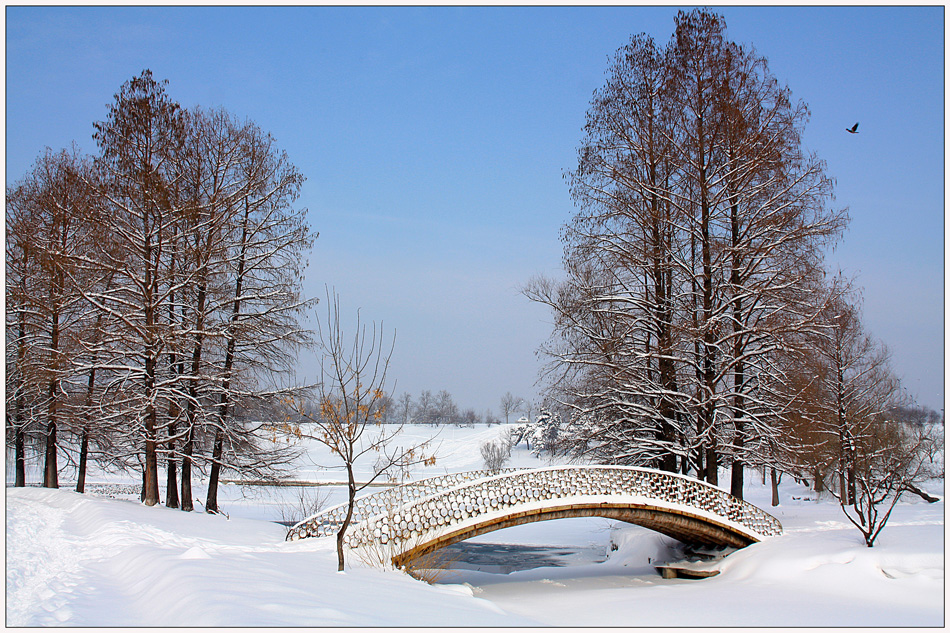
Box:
288 466 782 550
287 468 522 540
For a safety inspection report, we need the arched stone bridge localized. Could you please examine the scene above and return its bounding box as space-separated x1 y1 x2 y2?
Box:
286 466 783 566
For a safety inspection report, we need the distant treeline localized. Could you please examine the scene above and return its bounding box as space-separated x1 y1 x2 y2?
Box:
353 390 505 426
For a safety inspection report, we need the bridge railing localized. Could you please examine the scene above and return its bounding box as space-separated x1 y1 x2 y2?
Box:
339 466 782 549
288 465 783 548
286 468 522 540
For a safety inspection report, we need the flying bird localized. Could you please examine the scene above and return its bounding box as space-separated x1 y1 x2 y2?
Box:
846 122 860 134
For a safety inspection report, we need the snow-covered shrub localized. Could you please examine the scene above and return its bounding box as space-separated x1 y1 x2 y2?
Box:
529 408 562 457
502 423 529 449
499 425 523 450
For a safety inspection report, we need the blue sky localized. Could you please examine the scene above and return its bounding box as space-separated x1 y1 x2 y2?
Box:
5 6 944 413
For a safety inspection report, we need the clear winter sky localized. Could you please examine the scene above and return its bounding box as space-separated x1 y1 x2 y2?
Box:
5 5 945 414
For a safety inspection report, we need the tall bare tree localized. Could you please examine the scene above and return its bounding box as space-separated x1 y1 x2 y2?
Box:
6 70 317 510
528 10 845 490
712 41 845 499
201 115 315 514
88 70 188 505
6 145 102 488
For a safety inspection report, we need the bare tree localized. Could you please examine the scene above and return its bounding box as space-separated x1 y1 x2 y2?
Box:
433 390 458 426
6 145 103 489
499 392 523 425
713 40 844 499
5 232 33 487
414 390 435 425
841 416 937 547
527 9 844 489
6 70 317 508
774 277 938 545
295 289 434 571
810 283 902 506
89 70 188 506
397 392 413 424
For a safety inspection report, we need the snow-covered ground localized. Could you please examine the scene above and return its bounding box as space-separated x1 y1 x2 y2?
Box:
5 424 945 627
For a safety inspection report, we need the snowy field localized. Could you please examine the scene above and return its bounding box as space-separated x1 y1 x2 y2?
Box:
5 424 945 627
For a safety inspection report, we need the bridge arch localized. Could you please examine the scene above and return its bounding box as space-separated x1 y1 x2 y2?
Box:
287 466 782 566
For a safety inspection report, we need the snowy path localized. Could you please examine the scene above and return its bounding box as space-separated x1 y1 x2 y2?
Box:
6 488 538 627
6 490 90 625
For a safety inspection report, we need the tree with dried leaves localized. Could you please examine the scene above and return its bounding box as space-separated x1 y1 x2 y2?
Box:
841 415 937 547
294 289 434 571
88 70 188 506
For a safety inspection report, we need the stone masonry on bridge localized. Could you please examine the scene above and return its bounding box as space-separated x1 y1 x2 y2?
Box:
287 465 783 566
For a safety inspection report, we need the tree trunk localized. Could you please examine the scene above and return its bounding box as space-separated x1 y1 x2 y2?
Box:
165 418 179 509
77 348 100 494
140 465 147 502
730 375 745 498
43 308 60 489
695 444 704 482
141 225 161 507
76 428 89 493
43 421 58 488
698 104 718 488
182 279 208 509
14 305 27 487
839 469 851 506
813 467 824 493
705 446 718 485
847 464 856 506
15 423 26 487
205 429 224 514
180 424 194 512
728 130 745 502
730 451 743 500
205 196 250 515
337 463 358 572
166 279 182 510
142 350 160 506
770 467 781 506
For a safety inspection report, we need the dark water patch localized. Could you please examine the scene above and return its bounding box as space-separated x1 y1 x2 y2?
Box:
436 541 607 575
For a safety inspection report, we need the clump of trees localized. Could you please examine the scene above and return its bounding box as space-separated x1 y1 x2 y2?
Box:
358 390 534 427
377 389 501 427
6 70 315 511
526 9 941 544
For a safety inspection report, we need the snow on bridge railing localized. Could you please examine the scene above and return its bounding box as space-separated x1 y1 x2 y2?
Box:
286 468 522 540
286 465 783 546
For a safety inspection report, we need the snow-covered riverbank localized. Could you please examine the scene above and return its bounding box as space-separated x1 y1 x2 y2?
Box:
6 424 945 627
